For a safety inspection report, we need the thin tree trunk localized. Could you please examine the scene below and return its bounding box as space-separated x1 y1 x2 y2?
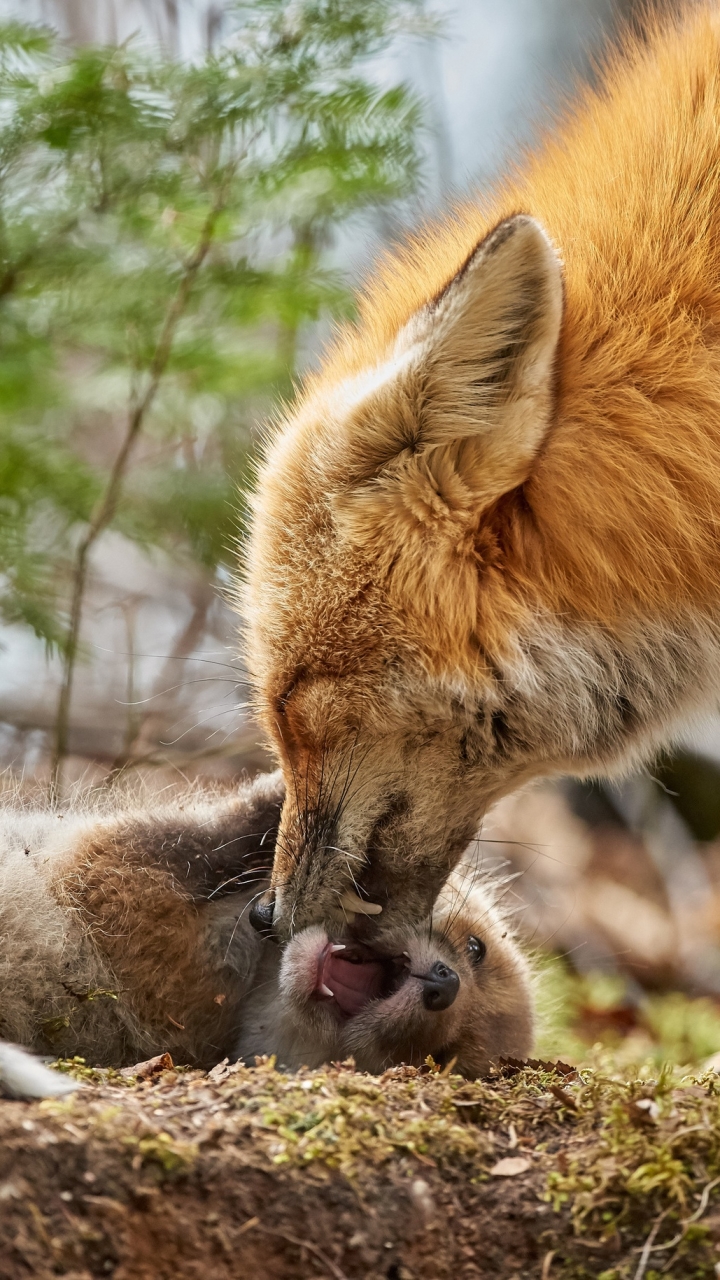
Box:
48 199 223 802
118 597 140 760
104 580 214 783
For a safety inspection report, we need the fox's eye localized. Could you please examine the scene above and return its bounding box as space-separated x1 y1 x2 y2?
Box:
466 935 486 965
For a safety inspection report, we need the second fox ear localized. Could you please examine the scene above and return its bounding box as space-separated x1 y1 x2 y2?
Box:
333 215 563 541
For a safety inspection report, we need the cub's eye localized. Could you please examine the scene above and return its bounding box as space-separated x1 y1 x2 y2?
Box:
466 935 486 965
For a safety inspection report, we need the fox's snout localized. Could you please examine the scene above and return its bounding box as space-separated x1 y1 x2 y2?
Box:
253 824 445 945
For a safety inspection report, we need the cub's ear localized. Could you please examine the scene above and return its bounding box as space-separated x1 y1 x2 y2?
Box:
333 215 563 550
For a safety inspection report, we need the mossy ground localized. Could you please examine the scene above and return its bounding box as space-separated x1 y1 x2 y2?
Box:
4 965 720 1279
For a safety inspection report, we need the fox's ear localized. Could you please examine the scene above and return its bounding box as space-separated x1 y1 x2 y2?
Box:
333 215 563 551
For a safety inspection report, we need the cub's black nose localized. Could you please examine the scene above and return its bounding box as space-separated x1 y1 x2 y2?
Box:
421 960 460 1012
249 890 276 937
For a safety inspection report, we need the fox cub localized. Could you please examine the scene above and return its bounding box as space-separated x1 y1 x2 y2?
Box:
0 776 532 1079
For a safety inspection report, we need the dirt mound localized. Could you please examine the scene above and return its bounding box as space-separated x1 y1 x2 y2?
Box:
2 1056 719 1279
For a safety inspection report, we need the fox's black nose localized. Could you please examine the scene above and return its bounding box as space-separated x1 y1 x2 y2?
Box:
421 960 460 1011
249 889 276 937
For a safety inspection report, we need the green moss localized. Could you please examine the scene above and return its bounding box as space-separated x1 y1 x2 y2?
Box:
542 1065 720 1273
252 1066 494 1175
35 1038 720 1274
129 1131 198 1174
51 1055 134 1086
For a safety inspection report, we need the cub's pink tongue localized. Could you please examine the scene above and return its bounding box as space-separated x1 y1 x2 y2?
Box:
321 950 385 1016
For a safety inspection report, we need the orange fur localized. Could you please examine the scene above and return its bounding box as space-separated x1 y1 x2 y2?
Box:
261 7 720 647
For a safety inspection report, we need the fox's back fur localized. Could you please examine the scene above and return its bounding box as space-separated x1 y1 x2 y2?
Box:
243 6 720 942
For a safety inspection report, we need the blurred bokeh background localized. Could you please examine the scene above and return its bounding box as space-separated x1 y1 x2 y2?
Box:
3 0 720 1066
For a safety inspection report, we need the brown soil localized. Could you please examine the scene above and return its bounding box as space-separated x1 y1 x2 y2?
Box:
1 1057 719 1280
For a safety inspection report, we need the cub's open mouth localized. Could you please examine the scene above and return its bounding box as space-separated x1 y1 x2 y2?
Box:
314 941 410 1018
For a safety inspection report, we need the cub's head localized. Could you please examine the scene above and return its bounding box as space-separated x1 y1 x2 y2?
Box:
271 863 534 1076
243 215 564 942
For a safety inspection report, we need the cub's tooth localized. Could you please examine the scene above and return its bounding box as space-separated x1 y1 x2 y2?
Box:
339 891 383 916
330 944 346 953
319 984 334 999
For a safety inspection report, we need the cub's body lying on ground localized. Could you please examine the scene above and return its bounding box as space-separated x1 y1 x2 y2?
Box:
243 6 720 943
0 777 532 1077
0 776 283 1068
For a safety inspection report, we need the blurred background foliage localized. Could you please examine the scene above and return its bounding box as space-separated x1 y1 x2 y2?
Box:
0 1 429 791
3 0 720 1069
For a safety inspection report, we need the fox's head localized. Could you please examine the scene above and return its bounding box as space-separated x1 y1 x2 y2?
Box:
241 7 720 942
242 215 568 941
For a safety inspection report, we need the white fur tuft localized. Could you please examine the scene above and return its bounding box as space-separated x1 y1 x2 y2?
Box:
0 1041 80 1098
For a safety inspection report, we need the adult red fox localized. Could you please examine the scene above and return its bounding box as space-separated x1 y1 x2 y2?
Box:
243 6 720 943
